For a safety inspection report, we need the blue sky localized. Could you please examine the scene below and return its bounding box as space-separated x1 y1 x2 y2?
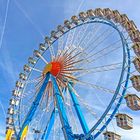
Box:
0 0 140 139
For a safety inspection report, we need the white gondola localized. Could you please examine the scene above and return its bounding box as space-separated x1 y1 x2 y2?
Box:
94 8 104 17
125 94 140 111
16 81 24 89
120 14 129 25
6 125 14 129
12 90 21 97
103 131 121 140
10 99 19 106
39 43 46 52
8 107 14 115
28 57 36 65
71 16 79 25
5 126 14 135
24 64 31 72
86 9 95 18
122 21 131 31
64 20 72 29
130 75 140 91
112 10 121 23
34 50 41 58
102 8 112 19
19 73 27 80
132 57 140 72
132 42 140 57
51 30 58 39
129 20 137 30
115 113 133 130
6 117 14 125
79 12 87 21
6 126 14 135
45 36 52 45
122 20 137 32
129 30 140 42
57 25 65 33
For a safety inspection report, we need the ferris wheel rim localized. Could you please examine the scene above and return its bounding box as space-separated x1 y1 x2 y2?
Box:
6 8 136 140
21 20 129 138
16 17 129 138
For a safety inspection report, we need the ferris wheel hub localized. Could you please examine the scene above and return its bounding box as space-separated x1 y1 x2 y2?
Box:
43 61 61 76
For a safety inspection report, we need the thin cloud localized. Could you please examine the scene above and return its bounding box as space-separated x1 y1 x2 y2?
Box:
0 0 10 49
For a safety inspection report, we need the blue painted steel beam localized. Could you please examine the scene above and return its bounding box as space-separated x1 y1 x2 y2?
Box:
51 76 74 140
17 73 50 140
41 108 55 140
68 83 89 134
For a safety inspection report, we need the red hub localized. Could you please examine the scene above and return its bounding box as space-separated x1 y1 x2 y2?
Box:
50 62 61 76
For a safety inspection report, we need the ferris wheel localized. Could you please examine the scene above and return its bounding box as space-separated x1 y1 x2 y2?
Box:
5 8 140 140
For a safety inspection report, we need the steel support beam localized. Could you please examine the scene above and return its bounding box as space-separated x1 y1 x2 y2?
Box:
68 83 89 134
17 73 50 140
51 76 74 140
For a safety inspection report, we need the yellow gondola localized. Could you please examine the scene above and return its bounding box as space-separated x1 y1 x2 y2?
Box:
5 129 14 140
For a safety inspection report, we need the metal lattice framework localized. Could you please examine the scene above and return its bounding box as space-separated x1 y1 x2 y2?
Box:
6 8 140 140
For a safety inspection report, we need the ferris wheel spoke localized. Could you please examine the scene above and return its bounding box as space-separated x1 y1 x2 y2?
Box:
58 47 77 62
49 44 55 60
85 28 115 54
81 26 114 55
63 59 84 68
79 101 111 128
62 69 83 74
73 24 89 46
57 36 64 56
69 25 100 57
26 75 43 84
21 91 36 104
64 51 83 65
40 82 54 111
39 89 48 110
35 76 44 89
76 80 115 94
29 66 43 73
78 23 102 50
32 109 46 128
74 40 122 68
56 77 67 88
22 90 36 105
65 29 75 47
91 46 122 62
78 97 105 124
75 94 97 117
37 53 49 64
56 45 78 64
84 38 121 60
75 62 122 78
59 73 79 82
